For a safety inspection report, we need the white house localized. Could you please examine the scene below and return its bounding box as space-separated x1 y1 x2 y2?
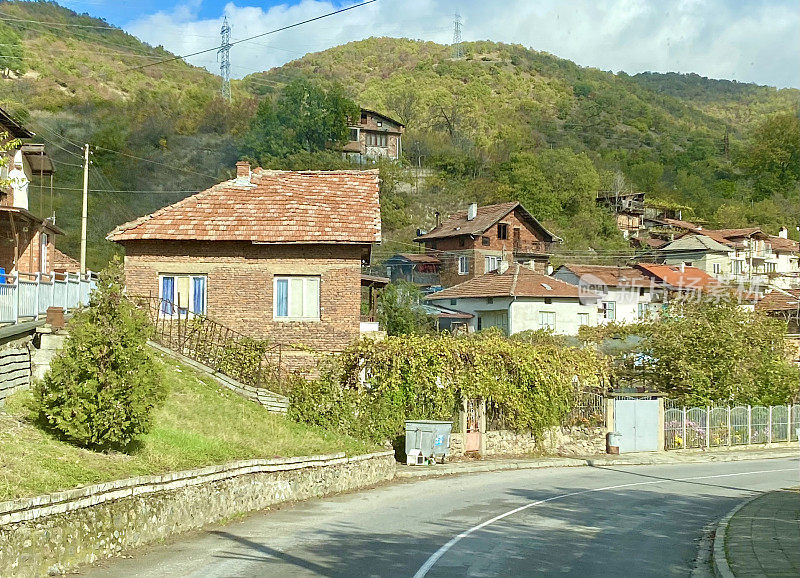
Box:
552 264 659 323
425 263 599 336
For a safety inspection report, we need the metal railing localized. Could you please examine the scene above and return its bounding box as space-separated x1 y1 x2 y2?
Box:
664 403 799 450
565 391 606 426
132 295 284 392
0 271 96 324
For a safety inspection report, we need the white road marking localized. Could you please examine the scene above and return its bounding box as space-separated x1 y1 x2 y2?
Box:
412 466 798 577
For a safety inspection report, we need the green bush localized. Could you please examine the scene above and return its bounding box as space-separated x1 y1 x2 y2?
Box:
289 332 606 443
34 258 165 450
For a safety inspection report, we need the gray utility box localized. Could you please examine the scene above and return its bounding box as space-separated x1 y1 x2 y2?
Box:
405 420 452 465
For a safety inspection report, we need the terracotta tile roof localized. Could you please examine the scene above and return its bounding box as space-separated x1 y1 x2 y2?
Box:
426 264 593 300
768 235 800 253
107 168 381 244
635 263 719 290
755 289 800 312
415 202 559 243
51 248 80 272
711 227 765 239
660 218 701 231
558 264 655 288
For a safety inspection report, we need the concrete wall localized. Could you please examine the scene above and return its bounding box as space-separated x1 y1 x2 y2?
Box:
0 451 395 578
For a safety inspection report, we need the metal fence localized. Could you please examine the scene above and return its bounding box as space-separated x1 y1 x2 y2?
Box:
0 271 96 324
664 404 800 449
565 391 606 426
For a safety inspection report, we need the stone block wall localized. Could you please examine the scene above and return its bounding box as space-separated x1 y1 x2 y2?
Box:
0 451 395 577
0 339 31 404
448 426 605 458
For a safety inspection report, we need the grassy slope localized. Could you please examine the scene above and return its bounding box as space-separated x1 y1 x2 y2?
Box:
0 351 376 501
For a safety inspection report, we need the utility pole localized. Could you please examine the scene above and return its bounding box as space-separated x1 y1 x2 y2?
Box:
218 16 231 101
452 13 462 59
80 143 89 274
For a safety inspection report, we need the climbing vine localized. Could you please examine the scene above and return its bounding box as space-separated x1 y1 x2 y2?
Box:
289 331 607 443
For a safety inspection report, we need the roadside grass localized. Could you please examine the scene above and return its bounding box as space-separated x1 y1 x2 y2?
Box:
0 351 377 501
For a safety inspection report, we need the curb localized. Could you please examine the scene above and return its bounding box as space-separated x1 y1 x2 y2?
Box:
711 493 763 578
396 449 799 480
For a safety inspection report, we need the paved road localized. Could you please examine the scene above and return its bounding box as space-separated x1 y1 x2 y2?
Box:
83 458 799 577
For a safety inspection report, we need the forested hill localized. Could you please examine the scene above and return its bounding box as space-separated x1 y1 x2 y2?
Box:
0 2 797 267
246 38 799 251
0 1 242 267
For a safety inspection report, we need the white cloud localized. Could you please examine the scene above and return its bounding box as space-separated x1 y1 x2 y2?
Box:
125 0 800 88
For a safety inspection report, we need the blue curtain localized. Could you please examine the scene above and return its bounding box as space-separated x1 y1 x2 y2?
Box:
161 276 174 315
192 277 206 314
275 279 288 317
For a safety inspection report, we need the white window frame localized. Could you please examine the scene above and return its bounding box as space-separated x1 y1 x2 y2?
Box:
539 311 556 331
158 274 207 318
712 262 721 275
458 255 469 275
577 312 590 326
484 255 499 273
602 301 616 321
349 127 360 141
273 275 321 321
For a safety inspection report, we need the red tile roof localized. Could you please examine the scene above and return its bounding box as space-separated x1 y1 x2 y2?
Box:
415 202 559 243
107 168 381 244
426 264 593 300
558 264 655 288
755 289 800 312
635 263 719 290
768 235 800 253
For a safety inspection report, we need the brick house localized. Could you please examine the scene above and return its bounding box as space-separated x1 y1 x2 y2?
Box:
414 202 560 288
0 108 59 277
343 109 404 162
107 162 381 354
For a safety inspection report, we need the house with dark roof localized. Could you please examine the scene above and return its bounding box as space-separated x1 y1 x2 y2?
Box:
108 162 381 354
343 109 404 162
384 253 441 289
755 288 800 335
656 233 734 280
426 263 598 335
552 264 659 323
415 202 560 288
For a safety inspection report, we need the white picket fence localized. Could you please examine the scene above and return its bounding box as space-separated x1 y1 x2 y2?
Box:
0 271 96 325
664 403 800 450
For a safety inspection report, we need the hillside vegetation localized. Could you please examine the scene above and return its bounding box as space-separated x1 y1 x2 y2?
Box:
0 2 796 267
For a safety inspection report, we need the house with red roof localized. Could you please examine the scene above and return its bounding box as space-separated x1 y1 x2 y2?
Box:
425 263 599 335
108 162 381 353
414 201 561 287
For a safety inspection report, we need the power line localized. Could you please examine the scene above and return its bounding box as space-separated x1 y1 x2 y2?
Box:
121 0 378 73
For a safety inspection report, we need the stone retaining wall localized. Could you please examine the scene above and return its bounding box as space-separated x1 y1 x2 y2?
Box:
0 451 395 577
449 426 605 458
0 339 32 404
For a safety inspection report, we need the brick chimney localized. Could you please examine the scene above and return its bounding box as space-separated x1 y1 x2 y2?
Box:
235 161 251 184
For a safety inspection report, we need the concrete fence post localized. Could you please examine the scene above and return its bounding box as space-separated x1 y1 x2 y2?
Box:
12 273 19 324
789 405 793 442
706 406 711 448
768 406 773 444
682 407 686 448
34 272 40 320
726 406 731 446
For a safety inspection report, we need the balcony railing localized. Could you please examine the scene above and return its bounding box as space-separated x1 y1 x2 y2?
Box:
0 271 96 325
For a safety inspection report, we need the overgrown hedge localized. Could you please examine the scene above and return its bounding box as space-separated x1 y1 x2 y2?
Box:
289 331 607 443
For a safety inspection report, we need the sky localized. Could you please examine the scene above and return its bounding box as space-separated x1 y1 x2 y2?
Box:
56 0 800 88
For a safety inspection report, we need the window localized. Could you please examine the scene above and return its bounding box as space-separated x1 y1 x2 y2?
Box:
450 299 457 306
365 132 387 147
539 311 556 331
459 237 466 247
639 287 645 296
487 297 494 304
376 120 382 127
712 262 721 275
602 301 616 321
684 261 693 267
481 236 490 246
349 128 359 141
497 223 508 240
458 255 469 275
485 255 499 272
732 260 743 275
577 312 590 326
638 303 648 320
764 262 776 273
159 274 206 316
39 233 48 273
544 297 552 305
274 276 320 320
